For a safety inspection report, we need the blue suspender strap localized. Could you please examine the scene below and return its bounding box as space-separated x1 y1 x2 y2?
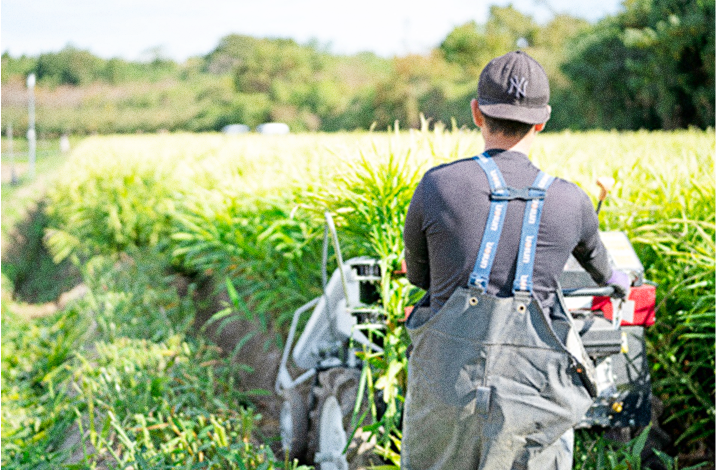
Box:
468 153 509 291
513 171 555 294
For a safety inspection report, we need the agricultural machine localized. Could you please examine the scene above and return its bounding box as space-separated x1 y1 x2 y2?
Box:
275 180 656 469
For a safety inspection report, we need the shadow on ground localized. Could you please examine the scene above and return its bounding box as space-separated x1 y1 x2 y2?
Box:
177 274 285 454
2 200 82 304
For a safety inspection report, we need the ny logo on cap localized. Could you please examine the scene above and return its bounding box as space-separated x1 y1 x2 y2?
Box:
508 76 528 99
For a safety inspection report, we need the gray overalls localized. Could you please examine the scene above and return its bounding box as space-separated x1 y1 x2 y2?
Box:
403 153 595 470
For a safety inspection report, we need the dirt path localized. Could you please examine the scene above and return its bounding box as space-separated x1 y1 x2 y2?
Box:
8 283 89 319
2 150 81 309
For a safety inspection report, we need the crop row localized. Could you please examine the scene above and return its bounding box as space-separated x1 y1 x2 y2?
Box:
5 126 714 468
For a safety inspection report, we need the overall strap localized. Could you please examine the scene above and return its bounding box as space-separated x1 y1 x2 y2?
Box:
469 152 510 291
513 171 555 295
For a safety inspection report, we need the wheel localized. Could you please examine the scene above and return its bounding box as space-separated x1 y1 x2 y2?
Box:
317 395 349 470
307 367 384 469
280 388 309 462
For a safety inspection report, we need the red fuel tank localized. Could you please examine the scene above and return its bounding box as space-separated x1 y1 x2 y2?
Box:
592 284 656 327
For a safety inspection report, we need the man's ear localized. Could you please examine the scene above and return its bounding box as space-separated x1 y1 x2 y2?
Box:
471 99 484 128
535 105 551 132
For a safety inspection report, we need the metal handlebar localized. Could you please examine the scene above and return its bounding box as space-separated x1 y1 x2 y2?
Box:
323 211 350 302
275 297 321 395
562 286 616 297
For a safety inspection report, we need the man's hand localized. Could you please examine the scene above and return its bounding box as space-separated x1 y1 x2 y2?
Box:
607 269 631 299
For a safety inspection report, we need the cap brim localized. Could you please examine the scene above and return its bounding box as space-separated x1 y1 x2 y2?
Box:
479 102 551 125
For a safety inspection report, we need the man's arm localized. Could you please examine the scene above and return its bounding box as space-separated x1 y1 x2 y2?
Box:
571 190 612 285
571 190 632 297
404 179 430 290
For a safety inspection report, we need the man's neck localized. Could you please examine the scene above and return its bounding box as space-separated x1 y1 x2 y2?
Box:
482 128 537 155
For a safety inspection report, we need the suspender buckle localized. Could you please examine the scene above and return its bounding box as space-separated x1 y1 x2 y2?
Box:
468 273 488 292
491 187 547 201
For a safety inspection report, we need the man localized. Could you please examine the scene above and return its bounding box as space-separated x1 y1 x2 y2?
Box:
401 51 629 469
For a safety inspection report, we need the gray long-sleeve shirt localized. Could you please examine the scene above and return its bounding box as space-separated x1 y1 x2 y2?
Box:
404 149 612 314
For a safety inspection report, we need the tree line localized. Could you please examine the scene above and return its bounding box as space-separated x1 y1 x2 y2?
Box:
1 0 713 136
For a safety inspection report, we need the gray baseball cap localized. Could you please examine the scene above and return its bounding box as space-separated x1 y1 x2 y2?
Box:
477 51 551 125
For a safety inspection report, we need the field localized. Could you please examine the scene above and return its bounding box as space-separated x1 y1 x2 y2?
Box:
2 127 714 469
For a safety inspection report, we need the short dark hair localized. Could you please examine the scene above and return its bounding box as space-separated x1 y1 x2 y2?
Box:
482 114 534 138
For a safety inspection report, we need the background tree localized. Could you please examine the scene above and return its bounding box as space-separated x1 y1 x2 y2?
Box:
1 53 37 84
563 0 715 130
439 21 491 73
35 46 104 86
204 35 261 75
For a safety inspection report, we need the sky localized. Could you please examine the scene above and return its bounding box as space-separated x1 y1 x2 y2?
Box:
2 0 625 62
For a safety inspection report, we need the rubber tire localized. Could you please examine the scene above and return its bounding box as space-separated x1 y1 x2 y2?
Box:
307 367 383 469
280 388 309 462
318 395 349 470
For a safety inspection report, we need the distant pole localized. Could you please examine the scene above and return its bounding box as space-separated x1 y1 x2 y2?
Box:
27 73 36 179
8 122 18 185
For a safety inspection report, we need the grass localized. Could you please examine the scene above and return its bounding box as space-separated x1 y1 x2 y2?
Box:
2 249 309 469
1 136 312 469
3 126 713 468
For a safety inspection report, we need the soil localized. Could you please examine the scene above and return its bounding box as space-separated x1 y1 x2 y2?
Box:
179 274 287 456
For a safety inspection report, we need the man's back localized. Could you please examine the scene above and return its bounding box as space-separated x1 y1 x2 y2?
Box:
404 149 611 315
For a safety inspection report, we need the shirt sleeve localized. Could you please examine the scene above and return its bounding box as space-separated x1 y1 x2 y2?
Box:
571 190 612 285
404 177 430 290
